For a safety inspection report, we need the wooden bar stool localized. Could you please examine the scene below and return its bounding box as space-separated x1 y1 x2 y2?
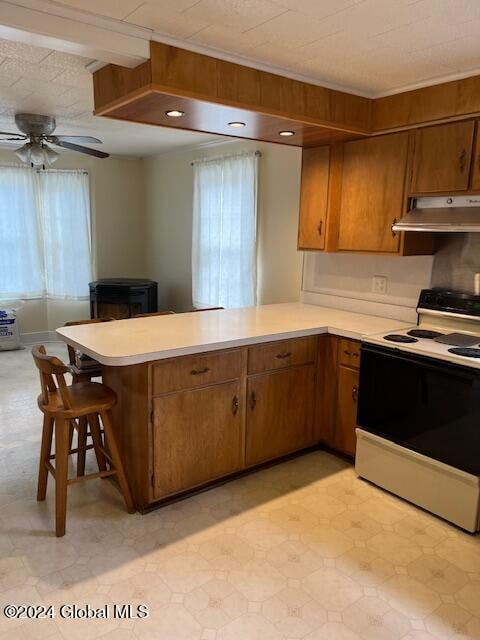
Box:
32 345 135 537
64 318 115 476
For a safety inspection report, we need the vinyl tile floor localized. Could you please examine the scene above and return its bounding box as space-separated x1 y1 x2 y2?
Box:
0 342 479 640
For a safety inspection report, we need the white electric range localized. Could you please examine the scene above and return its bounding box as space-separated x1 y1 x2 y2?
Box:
356 288 480 532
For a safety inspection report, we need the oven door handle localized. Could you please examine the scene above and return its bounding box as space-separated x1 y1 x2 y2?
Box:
361 343 479 382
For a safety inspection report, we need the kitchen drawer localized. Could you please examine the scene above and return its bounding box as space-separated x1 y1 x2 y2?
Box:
152 349 244 395
248 336 317 375
338 338 361 368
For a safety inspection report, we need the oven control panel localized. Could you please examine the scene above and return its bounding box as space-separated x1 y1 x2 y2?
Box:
418 289 480 317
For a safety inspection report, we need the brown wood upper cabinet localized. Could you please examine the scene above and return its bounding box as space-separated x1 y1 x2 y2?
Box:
468 122 480 191
337 133 409 253
298 146 330 250
410 121 475 194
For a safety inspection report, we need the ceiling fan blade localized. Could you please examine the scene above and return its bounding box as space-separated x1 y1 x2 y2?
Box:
49 135 103 144
54 140 109 158
0 132 26 138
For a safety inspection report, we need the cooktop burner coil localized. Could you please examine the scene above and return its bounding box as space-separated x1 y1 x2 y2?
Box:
384 334 419 344
407 329 445 339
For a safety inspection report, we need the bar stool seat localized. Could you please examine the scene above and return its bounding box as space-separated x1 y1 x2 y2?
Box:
32 345 135 537
38 382 116 418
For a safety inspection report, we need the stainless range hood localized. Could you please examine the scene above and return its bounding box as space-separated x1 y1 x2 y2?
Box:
392 196 480 233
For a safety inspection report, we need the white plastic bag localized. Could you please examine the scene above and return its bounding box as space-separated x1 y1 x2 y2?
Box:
0 309 22 351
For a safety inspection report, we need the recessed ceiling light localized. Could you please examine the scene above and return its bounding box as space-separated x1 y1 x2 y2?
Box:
165 110 185 118
228 121 246 128
279 130 295 137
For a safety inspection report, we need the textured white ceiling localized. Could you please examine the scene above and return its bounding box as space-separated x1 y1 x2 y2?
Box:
53 0 480 96
0 38 224 156
2 0 480 156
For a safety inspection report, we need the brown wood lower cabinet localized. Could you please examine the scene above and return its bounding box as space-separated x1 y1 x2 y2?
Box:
334 365 360 457
152 381 244 499
102 333 363 511
315 334 361 457
246 364 315 466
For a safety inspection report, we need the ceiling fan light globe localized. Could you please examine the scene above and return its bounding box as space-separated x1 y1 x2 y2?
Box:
29 143 47 166
43 145 59 165
15 142 33 163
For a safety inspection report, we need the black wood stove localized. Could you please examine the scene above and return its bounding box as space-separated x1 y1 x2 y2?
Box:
89 278 158 319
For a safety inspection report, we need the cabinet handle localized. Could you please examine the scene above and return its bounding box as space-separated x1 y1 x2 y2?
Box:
317 221 323 236
352 384 358 403
232 395 239 416
190 366 210 375
343 350 352 356
275 351 292 360
250 391 256 410
459 148 467 173
391 218 397 238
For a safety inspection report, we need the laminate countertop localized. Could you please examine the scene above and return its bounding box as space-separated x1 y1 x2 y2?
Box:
56 303 411 366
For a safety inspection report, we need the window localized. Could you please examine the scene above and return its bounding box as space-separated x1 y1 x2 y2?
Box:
0 167 92 300
192 151 259 309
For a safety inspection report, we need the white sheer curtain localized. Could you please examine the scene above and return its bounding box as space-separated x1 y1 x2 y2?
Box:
0 166 92 300
192 151 259 309
40 170 92 299
0 167 44 298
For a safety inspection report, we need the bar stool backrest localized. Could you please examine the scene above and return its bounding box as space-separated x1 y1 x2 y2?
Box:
32 345 72 410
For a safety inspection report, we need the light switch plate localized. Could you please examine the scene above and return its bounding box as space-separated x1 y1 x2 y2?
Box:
372 275 387 294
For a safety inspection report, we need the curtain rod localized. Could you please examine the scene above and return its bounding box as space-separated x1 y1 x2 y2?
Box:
190 150 261 166
0 164 88 175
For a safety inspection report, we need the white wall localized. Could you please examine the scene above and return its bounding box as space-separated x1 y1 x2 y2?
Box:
0 149 147 336
145 140 303 311
302 252 434 322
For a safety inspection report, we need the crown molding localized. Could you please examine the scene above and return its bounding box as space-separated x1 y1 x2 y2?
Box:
5 1 480 108
372 68 480 98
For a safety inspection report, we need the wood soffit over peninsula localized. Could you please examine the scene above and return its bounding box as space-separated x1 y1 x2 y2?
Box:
93 41 480 148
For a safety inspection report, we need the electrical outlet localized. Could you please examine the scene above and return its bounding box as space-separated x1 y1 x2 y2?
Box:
372 275 387 294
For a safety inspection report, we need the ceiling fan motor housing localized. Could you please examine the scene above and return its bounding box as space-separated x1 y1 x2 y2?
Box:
14 113 56 137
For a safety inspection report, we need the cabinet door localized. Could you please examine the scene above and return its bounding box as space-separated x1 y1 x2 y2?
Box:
152 381 243 498
411 121 475 194
246 365 315 466
298 146 330 250
335 365 360 457
314 335 338 446
470 123 480 191
337 133 408 253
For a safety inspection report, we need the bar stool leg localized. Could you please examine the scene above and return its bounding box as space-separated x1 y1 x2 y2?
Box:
76 417 88 477
55 418 70 537
88 413 108 472
100 410 135 513
37 414 54 501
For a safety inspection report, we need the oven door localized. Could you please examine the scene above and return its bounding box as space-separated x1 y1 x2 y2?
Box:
357 344 480 475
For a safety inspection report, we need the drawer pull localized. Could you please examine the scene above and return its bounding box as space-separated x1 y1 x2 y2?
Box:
250 391 256 410
275 351 292 360
343 350 352 356
190 366 210 375
352 384 359 403
232 395 239 416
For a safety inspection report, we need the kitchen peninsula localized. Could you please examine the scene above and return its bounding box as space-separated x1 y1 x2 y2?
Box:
57 303 409 511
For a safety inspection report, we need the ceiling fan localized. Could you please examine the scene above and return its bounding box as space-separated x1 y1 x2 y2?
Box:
0 113 109 167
